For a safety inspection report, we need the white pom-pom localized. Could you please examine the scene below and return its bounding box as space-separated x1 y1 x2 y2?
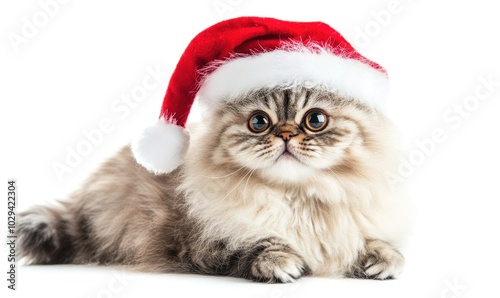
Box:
131 120 189 174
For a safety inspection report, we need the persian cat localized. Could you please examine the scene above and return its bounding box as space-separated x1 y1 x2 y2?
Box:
18 87 410 282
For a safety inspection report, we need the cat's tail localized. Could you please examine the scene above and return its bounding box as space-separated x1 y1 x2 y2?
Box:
17 202 77 264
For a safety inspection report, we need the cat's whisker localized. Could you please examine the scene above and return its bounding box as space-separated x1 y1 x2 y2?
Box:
202 148 266 179
218 156 265 204
325 166 345 180
315 166 331 182
242 156 266 201
300 143 329 148
201 165 246 179
298 156 330 181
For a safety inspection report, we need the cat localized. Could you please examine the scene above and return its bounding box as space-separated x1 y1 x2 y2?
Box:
18 86 410 282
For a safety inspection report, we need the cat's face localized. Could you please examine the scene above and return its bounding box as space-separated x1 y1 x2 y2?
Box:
195 87 385 184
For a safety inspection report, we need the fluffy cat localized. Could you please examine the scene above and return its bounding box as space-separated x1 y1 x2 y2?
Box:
18 87 410 282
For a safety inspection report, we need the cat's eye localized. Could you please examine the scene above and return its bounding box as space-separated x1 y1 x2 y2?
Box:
248 111 271 133
304 109 328 132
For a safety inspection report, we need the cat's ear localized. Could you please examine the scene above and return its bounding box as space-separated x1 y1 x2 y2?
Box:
131 118 189 174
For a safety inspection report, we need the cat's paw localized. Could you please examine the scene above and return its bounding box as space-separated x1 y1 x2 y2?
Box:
250 238 309 283
351 239 405 280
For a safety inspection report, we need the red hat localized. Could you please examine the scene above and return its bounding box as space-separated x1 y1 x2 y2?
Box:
132 16 389 174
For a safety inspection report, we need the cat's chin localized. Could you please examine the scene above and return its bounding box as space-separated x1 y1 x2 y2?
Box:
259 157 318 184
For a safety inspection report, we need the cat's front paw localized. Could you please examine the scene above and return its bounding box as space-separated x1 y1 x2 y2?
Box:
351 239 405 280
250 238 309 283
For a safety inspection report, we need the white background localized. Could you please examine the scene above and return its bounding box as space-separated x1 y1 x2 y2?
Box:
1 0 500 297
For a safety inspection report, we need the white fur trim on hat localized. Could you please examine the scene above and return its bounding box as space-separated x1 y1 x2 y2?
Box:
197 46 389 110
131 119 189 174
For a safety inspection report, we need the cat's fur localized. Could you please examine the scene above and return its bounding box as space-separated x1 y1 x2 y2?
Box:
18 87 411 282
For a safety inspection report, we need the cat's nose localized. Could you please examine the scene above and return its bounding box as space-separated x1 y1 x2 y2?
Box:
279 131 294 141
276 124 298 141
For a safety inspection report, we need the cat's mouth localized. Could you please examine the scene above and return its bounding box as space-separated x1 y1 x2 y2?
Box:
276 147 300 162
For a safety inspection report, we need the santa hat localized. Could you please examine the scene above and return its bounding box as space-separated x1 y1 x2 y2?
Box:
132 16 389 174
